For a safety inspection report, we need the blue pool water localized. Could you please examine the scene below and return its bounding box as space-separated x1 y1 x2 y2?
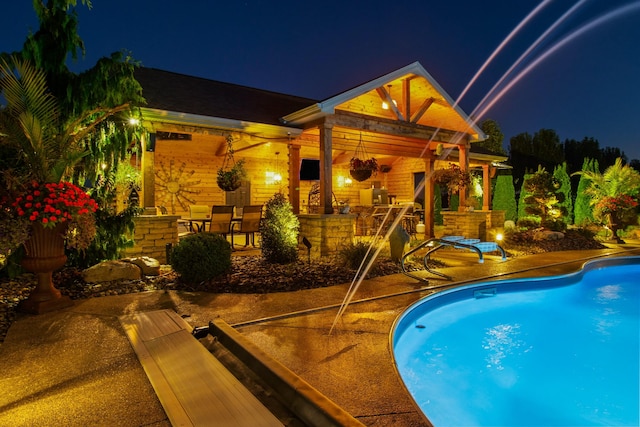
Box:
392 256 640 427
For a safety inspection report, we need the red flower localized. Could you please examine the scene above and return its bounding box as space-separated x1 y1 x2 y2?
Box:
11 181 97 228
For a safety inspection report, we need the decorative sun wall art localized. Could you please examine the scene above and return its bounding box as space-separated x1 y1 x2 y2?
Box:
155 160 201 213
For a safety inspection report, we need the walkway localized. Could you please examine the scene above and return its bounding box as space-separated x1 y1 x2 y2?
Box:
0 244 639 426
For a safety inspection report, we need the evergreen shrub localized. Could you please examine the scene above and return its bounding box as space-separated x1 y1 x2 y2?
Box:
260 193 299 264
170 232 231 284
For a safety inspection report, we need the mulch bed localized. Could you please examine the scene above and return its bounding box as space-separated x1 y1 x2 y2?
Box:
0 230 608 344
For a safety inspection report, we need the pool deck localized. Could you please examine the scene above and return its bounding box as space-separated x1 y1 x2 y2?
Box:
1 243 639 426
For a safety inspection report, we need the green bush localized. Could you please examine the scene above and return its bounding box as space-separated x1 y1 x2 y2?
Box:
170 232 231 284
260 193 300 264
516 216 541 230
492 174 517 222
66 205 141 269
338 240 382 275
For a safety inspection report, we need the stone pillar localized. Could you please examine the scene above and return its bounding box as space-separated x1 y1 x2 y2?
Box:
122 215 180 264
298 214 355 258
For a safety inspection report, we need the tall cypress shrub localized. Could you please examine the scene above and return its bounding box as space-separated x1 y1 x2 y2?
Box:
517 173 533 221
434 184 443 225
574 158 598 226
492 174 517 222
553 162 573 225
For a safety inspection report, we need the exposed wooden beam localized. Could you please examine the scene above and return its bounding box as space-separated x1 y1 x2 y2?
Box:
375 86 405 122
324 110 463 144
410 97 435 123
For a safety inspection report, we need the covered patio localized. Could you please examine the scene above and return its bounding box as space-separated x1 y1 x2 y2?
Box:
127 62 507 259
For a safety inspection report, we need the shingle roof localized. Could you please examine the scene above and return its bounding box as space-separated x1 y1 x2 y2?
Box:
134 67 318 127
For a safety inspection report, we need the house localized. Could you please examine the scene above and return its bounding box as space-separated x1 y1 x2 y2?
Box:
129 62 508 259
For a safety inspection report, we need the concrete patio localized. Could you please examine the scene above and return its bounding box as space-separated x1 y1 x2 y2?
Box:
1 244 639 426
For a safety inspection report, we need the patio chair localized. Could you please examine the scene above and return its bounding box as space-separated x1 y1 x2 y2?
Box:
231 204 262 248
187 205 210 232
208 205 235 238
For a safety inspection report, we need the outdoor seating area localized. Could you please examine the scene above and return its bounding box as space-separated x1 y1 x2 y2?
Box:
179 204 264 250
353 204 421 239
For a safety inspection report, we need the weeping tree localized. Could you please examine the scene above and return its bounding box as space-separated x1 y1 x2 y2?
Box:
1 0 146 268
2 0 145 195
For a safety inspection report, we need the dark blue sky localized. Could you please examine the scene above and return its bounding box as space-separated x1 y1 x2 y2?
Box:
2 1 639 160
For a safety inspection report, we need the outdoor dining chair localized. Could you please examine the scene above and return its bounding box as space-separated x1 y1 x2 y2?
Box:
187 205 210 232
230 204 263 248
208 205 235 238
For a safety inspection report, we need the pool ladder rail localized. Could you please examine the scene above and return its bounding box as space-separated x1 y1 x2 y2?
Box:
400 236 507 283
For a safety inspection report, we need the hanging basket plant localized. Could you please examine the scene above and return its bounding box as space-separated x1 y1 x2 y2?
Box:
217 135 247 191
349 134 378 182
432 163 473 195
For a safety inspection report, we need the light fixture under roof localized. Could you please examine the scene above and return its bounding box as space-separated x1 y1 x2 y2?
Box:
382 84 397 110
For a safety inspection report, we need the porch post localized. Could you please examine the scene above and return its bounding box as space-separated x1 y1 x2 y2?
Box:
458 142 469 209
424 156 435 238
482 164 491 211
288 144 301 214
319 123 334 214
141 132 156 214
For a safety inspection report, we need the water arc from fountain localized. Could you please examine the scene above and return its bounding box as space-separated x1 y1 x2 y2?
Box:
330 2 640 332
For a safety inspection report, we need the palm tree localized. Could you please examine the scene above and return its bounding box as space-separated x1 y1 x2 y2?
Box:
0 56 129 188
575 158 640 242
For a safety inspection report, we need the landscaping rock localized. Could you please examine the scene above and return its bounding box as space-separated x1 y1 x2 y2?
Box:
533 230 565 241
82 260 142 283
124 256 161 276
389 226 410 262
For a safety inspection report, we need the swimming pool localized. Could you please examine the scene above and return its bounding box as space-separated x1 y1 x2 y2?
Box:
392 256 640 427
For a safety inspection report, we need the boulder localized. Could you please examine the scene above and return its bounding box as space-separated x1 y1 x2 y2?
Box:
82 260 142 283
124 256 161 276
533 230 565 241
389 225 410 262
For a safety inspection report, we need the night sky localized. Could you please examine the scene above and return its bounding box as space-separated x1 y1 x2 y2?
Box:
2 1 639 160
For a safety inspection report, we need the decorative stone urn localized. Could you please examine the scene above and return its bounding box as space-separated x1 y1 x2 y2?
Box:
19 222 73 314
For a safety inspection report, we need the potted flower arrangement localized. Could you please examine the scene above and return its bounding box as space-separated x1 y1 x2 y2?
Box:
217 136 247 191
0 182 98 313
350 157 378 182
0 57 125 313
433 163 472 202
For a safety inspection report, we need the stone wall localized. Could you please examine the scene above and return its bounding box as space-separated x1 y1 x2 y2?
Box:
122 215 180 264
298 214 355 258
440 210 505 240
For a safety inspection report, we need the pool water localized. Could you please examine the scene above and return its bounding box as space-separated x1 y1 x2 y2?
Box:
392 257 640 427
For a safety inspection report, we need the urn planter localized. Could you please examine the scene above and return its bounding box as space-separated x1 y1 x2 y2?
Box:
19 222 73 314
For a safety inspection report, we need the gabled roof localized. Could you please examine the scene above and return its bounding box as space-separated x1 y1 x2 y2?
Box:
282 62 485 141
134 67 317 127
135 63 484 144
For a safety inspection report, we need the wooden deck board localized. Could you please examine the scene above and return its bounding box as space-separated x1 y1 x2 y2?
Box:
120 310 283 427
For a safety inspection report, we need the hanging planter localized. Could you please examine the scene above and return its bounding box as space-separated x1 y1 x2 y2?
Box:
349 134 378 182
217 135 247 191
